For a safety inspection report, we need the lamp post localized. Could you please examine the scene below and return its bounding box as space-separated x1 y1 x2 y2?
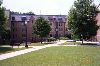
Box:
25 21 28 48
81 34 83 44
56 28 58 39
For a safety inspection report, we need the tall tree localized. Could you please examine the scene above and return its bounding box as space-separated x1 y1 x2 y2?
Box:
33 17 51 43
0 0 3 5
67 0 99 42
0 0 6 40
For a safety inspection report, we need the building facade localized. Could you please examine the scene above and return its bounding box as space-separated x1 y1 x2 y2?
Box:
96 13 100 41
10 13 67 43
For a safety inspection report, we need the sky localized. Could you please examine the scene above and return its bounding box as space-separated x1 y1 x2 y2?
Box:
2 0 100 15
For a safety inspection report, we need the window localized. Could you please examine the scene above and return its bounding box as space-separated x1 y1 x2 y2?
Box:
12 28 17 32
59 28 60 31
59 23 62 26
22 28 26 32
59 23 60 26
12 29 15 32
15 34 17 37
50 34 52 37
59 28 63 31
53 18 56 20
16 29 17 31
22 34 26 37
61 23 62 26
12 23 14 26
48 17 53 21
21 17 27 21
12 34 17 38
61 28 62 31
58 18 62 20
13 34 14 38
12 17 15 21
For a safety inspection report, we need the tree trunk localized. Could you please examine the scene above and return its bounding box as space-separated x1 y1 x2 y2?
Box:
82 39 83 44
81 35 83 44
40 37 42 44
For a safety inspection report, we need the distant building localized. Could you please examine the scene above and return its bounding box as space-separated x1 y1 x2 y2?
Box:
8 11 100 42
10 12 67 43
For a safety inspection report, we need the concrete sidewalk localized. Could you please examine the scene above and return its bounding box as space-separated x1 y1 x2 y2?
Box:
0 40 66 60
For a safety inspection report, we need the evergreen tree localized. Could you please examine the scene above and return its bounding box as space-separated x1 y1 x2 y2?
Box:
68 0 99 41
33 17 51 43
0 0 6 39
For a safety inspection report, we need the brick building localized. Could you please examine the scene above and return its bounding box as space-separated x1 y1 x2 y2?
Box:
10 13 67 43
96 13 100 41
6 11 100 42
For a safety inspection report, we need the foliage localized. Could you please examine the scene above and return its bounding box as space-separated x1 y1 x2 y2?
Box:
0 47 26 54
2 30 10 40
0 0 10 43
0 3 6 39
67 0 99 40
59 37 69 40
33 17 51 43
47 37 56 42
66 33 71 39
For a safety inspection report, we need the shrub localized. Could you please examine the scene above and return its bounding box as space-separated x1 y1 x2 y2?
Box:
59 37 69 40
47 37 56 42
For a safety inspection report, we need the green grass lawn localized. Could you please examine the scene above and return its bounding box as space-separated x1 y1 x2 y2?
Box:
0 47 26 54
0 46 100 66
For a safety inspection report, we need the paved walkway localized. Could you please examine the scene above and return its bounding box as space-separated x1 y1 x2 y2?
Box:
0 40 66 60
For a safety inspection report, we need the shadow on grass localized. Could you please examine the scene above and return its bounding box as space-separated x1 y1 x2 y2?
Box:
0 47 14 54
26 42 56 46
80 43 100 47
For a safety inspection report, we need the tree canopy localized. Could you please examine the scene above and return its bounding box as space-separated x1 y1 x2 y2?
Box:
0 1 6 39
67 0 99 40
33 17 51 43
0 0 3 5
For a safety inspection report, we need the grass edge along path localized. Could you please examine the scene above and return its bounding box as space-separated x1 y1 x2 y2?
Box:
0 46 100 66
0 47 26 55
